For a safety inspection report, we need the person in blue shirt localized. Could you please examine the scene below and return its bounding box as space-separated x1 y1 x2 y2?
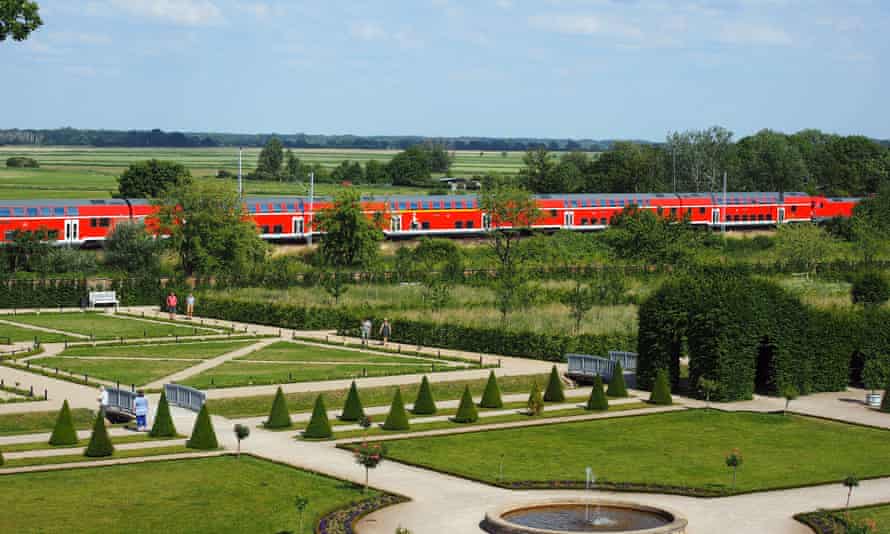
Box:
134 391 149 431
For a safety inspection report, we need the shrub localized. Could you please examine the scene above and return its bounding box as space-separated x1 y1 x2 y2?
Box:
149 391 177 437
527 382 544 416
862 358 888 393
585 375 609 411
0 449 3 466
852 271 890 307
84 410 114 457
543 365 565 402
882 379 890 413
382 389 410 431
264 387 292 429
186 404 219 450
303 395 333 439
340 381 365 421
453 386 479 423
412 376 437 415
5 156 39 168
649 369 673 405
478 371 503 409
606 361 628 398
49 400 79 446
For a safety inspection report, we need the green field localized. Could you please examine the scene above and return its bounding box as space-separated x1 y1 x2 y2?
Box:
0 432 181 453
3 313 216 340
33 356 195 386
848 504 890 533
0 322 67 343
0 408 94 436
236 341 438 364
3 445 191 468
371 410 890 494
60 339 258 360
0 455 378 533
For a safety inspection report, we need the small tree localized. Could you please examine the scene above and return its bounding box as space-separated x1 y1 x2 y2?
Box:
698 377 720 406
862 359 888 394
186 404 219 450
234 424 250 458
84 409 114 458
725 449 743 491
0 449 4 466
479 371 503 409
322 273 350 305
382 390 410 431
843 475 860 510
150 391 177 438
882 378 890 413
585 376 609 411
354 441 387 492
606 361 628 398
543 365 565 403
341 381 366 421
649 369 673 405
453 386 479 423
412 377 437 415
303 395 333 439
49 399 78 446
527 382 544 416
561 281 598 335
294 495 309 533
265 387 292 429
782 384 799 416
851 271 890 308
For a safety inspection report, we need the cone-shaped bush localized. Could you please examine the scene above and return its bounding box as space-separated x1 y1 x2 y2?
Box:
882 382 890 413
649 369 673 406
527 382 544 416
606 361 628 398
479 371 503 409
340 381 365 421
265 387 292 429
543 365 565 402
186 404 219 450
303 395 333 439
585 376 609 411
149 391 177 438
382 389 410 431
0 449 4 466
84 409 114 457
453 386 479 423
49 400 79 446
412 376 437 415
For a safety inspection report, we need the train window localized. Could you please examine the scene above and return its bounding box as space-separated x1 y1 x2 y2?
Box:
41 208 51 216
90 218 98 228
758 214 764 221
466 221 474 229
27 208 37 216
261 225 270 234
434 201 442 209
455 221 463 229
456 201 464 209
656 207 663 215
273 225 283 233
420 201 428 209
287 203 295 211
699 207 706 214
258 205 267 213
742 215 748 222
686 208 692 215
68 207 79 216
790 206 797 213
571 200 578 208
600 218 607 225
298 202 304 211
445 201 452 209
581 218 588 225
0 209 8 217
399 202 406 210
550 209 557 217
99 218 111 227
4 231 15 240
422 222 430 230
14 208 24 216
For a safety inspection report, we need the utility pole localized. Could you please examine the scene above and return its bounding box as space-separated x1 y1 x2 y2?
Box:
238 147 243 199
722 171 727 236
306 171 314 246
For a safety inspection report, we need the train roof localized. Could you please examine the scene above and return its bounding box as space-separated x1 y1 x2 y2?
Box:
0 198 133 207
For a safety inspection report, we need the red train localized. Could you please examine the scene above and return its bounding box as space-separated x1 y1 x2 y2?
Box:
0 192 859 245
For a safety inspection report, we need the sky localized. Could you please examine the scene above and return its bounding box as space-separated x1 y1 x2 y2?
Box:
2 0 889 141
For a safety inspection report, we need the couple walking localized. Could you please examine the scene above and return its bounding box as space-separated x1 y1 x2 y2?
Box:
360 318 392 346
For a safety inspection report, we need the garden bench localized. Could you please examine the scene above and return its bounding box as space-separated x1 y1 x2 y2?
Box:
89 291 119 309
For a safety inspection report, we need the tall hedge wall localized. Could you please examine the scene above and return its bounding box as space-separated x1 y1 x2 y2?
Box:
0 278 162 308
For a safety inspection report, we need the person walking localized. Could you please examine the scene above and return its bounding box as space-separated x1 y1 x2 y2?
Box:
166 292 178 320
186 293 196 319
379 319 391 347
133 390 149 432
360 319 372 346
98 385 109 411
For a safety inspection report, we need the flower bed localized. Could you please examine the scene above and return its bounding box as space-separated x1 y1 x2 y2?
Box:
317 493 409 534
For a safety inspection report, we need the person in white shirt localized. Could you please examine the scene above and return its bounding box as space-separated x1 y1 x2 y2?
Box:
133 391 149 431
98 386 109 410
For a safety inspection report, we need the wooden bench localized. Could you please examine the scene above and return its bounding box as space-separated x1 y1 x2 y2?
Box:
89 291 119 309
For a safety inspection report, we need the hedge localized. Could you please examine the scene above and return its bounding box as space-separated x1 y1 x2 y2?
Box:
265 387 292 429
382 389 410 431
412 376 437 415
649 369 673 405
0 278 161 308
197 296 354 331
49 400 79 446
84 409 114 457
149 391 177 438
543 365 565 402
303 395 333 439
586 376 609 411
187 404 219 450
478 371 503 409
340 381 365 421
607 361 628 398
453 386 479 423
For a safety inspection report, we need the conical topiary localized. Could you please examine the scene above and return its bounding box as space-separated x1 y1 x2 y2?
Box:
453 385 479 423
412 376 437 415
527 382 544 416
303 395 333 439
265 387 292 429
150 390 177 438
585 376 609 411
84 409 114 457
607 361 628 398
881 382 890 413
649 369 673 406
479 371 503 409
49 400 79 446
382 389 410 431
340 381 365 421
0 449 4 466
186 404 219 450
543 365 565 402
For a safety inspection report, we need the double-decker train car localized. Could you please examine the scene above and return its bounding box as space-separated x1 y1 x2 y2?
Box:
0 192 861 245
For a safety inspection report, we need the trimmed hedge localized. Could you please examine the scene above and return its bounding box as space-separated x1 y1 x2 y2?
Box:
412 376 437 415
649 369 673 405
0 449 3 466
479 371 503 409
149 391 177 438
543 365 565 402
382 389 410 431
303 395 333 439
586 375 609 411
265 387 292 429
340 381 365 421
197 296 354 331
49 400 79 446
186 404 219 450
84 409 114 457
882 384 890 413
0 278 161 308
607 361 628 398
453 386 479 423
527 382 544 416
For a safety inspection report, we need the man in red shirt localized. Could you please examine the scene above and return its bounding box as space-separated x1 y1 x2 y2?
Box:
166 292 178 320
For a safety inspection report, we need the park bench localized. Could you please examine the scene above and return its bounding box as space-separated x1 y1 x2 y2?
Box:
88 291 119 309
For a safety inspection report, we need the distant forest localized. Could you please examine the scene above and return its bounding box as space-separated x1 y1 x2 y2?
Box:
0 127 631 152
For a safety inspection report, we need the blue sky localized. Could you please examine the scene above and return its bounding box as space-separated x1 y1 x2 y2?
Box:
3 0 889 141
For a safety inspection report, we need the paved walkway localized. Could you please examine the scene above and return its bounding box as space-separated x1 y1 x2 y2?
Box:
143 338 277 388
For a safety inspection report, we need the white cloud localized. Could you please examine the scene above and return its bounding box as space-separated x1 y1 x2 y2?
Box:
350 21 387 41
108 0 224 26
720 22 792 46
529 14 644 40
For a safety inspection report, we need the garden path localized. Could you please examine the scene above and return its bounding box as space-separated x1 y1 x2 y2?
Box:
142 338 278 389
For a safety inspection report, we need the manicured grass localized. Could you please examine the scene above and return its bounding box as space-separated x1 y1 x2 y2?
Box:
236 340 438 364
181 361 440 389
372 410 890 493
0 322 67 343
847 504 890 533
2 445 193 468
60 339 259 360
0 433 183 453
207 373 552 418
0 408 94 435
32 356 196 386
4 313 216 340
0 455 378 534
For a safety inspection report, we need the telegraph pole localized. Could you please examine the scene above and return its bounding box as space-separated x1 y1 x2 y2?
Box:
306 171 314 246
238 147 243 199
722 171 727 236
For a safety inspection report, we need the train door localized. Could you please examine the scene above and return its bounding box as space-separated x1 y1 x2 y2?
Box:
563 211 574 228
777 207 785 224
482 213 492 231
292 217 304 235
711 208 720 226
64 219 79 242
390 215 402 233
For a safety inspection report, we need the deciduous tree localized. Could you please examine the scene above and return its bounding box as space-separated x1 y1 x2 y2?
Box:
0 0 42 42
117 159 192 198
315 188 382 268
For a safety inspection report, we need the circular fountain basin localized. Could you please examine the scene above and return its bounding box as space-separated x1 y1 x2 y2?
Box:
482 499 687 534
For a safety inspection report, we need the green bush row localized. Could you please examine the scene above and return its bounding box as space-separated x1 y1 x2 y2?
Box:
0 278 162 308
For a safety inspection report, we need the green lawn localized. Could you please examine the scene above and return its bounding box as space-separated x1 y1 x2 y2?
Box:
182 361 438 389
33 356 197 386
0 322 67 343
848 504 890 533
372 410 890 494
60 339 258 360
0 408 94 435
0 433 182 453
5 313 216 340
236 341 437 364
206 373 552 418
0 455 379 534
2 445 192 468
